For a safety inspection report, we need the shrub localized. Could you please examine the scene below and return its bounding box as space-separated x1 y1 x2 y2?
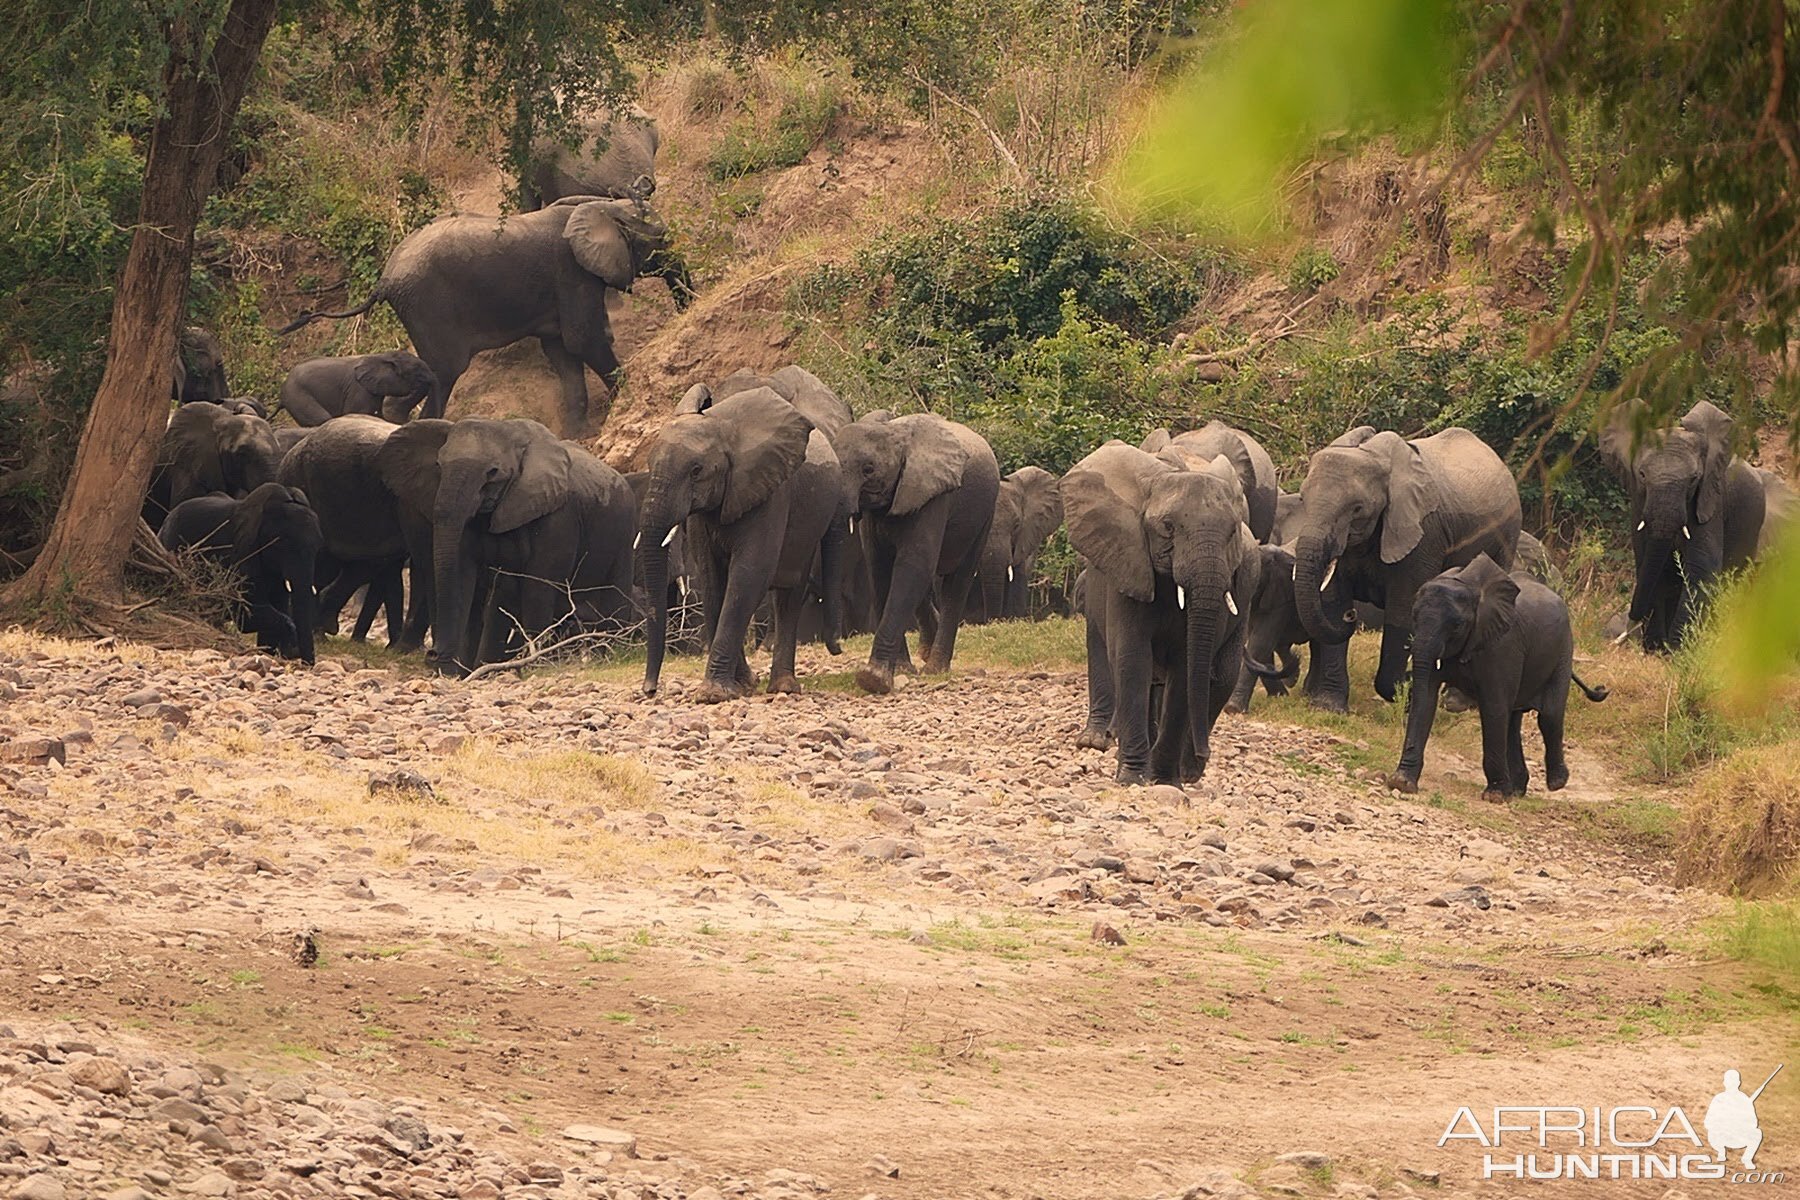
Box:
1678 745 1800 896
1285 244 1339 292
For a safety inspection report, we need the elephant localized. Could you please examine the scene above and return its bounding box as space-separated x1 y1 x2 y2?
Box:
1142 422 1279 542
971 466 1062 623
280 197 680 436
158 483 322 663
833 412 1001 693
1385 555 1609 799
637 386 847 700
1289 425 1522 705
523 108 695 310
1064 443 1261 784
278 416 422 649
1758 467 1798 554
387 418 637 674
172 327 229 406
273 426 310 458
1599 400 1766 651
278 353 439 427
145 402 284 528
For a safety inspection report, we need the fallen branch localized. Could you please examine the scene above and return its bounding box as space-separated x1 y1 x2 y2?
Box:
907 71 1027 188
1183 291 1323 364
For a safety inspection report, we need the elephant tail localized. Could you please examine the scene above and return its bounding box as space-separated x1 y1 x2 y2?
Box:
277 290 383 335
1572 670 1610 703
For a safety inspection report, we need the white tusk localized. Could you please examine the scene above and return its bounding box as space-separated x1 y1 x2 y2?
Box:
1434 658 1442 671
1682 525 1690 539
1176 585 1186 610
677 577 690 599
1225 591 1238 616
632 532 641 550
1637 520 1646 532
1007 565 1014 583
661 526 678 548
848 517 856 534
1320 559 1338 592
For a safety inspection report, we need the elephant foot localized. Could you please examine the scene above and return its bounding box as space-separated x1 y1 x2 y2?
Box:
1547 767 1569 792
1075 727 1112 750
1114 765 1150 787
1180 759 1207 784
1441 687 1476 714
893 658 918 677
855 663 895 695
1374 682 1399 704
1307 694 1350 715
1223 699 1247 715
922 655 952 675
768 673 801 695
1384 772 1419 795
1480 787 1519 803
694 679 745 705
824 637 843 656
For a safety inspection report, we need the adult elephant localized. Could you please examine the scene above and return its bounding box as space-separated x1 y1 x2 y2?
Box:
145 402 284 528
1064 443 1260 784
972 466 1062 623
278 416 422 649
1599 400 1766 651
279 353 438 427
1143 422 1279 543
834 412 1000 694
280 198 678 436
402 418 637 674
637 386 846 700
172 327 229 406
1290 425 1522 703
158 483 321 664
523 108 695 310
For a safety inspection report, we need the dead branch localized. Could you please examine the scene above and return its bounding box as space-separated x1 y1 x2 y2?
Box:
1181 291 1323 364
907 71 1028 188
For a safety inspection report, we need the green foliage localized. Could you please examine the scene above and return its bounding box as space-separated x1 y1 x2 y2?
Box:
1284 245 1339 293
790 197 1229 471
705 57 845 179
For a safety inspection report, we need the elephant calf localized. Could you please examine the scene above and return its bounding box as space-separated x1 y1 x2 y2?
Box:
159 483 323 664
1386 555 1607 800
971 465 1062 623
145 402 285 529
279 353 438 427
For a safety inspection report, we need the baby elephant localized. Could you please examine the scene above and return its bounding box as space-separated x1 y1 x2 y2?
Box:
1386 554 1607 800
159 483 323 664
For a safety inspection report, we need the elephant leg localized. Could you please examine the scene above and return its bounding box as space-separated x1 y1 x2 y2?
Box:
1373 622 1412 702
1111 630 1155 785
915 592 939 664
542 340 594 440
378 564 406 646
700 557 768 702
408 334 467 422
351 580 383 643
1150 656 1189 785
1224 658 1256 715
1506 709 1529 795
767 586 805 694
1303 639 1350 713
1078 606 1115 749
1476 687 1517 800
1540 701 1569 791
924 566 975 674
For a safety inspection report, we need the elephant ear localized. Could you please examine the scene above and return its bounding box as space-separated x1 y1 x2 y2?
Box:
1597 398 1649 481
1062 448 1156 602
676 383 713 414
1014 469 1064 556
1139 427 1172 453
1203 454 1252 525
891 416 970 516
351 355 408 397
563 201 636 290
376 419 452 506
1461 553 1521 657
1329 425 1381 449
1680 399 1735 523
1369 431 1430 564
491 428 573 533
229 483 284 567
716 386 813 524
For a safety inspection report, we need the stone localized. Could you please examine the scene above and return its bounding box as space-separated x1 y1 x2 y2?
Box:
1144 784 1188 807
105 1189 154 1200
155 1097 210 1125
1275 1151 1333 1170
121 688 162 708
1091 921 1127 946
154 704 192 728
67 1056 131 1096
177 1172 232 1197
12 1175 64 1200
866 1155 901 1178
0 739 65 767
560 1126 636 1157
367 770 435 800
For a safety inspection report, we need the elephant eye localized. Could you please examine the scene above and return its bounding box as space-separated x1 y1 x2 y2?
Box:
690 462 703 479
485 466 500 479
861 462 876 476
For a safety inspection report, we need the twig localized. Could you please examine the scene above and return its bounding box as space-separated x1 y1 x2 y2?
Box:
906 71 1027 188
1183 291 1323 364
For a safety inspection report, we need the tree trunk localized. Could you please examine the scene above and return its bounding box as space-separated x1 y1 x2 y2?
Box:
5 0 280 608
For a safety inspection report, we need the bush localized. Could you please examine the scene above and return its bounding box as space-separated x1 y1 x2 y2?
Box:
705 57 845 179
1678 745 1800 896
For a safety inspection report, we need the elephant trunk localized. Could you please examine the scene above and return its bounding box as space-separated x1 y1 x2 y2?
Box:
1294 535 1356 644
1005 556 1031 618
977 548 1008 624
818 514 846 655
1182 558 1230 772
1630 525 1679 623
285 543 318 665
638 484 684 694
1391 627 1445 789
432 467 486 673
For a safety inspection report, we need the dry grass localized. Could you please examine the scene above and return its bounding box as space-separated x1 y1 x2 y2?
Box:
441 741 659 810
1677 743 1800 897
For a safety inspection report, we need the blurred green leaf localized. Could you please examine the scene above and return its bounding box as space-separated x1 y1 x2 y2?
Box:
1715 519 1800 711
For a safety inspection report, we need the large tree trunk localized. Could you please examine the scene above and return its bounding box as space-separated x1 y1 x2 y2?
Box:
5 0 280 608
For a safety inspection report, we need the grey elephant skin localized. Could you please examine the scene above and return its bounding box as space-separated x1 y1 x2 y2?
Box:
1290 425 1522 704
281 198 678 436
279 353 438 427
145 402 284 528
971 466 1062 623
1142 422 1279 542
382 418 636 674
1386 555 1608 799
637 385 848 700
1600 399 1765 651
158 483 322 664
1065 443 1261 785
835 412 1000 693
279 416 424 649
172 327 229 406
524 108 695 310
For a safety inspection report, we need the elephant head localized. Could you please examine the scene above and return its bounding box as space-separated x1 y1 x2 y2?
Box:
835 413 969 517
1599 399 1736 623
557 196 670 292
637 387 814 695
1406 553 1520 698
1291 426 1429 644
174 327 229 405
980 466 1062 619
1063 443 1258 769
232 482 323 664
354 352 438 422
160 402 282 512
431 419 572 672
1239 543 1303 690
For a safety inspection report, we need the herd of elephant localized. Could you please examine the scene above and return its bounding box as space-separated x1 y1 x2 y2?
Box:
150 110 1800 801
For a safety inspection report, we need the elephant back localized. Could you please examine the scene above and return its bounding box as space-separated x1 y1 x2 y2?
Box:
530 108 660 204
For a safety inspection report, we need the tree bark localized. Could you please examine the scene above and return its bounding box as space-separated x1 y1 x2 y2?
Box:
6 0 280 608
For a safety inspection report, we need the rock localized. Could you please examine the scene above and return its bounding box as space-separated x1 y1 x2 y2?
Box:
425 734 465 755
1091 921 1127 946
1144 784 1188 807
368 769 435 800
188 1124 234 1152
176 1171 232 1197
12 1175 64 1200
1401 1167 1441 1185
155 1097 210 1125
0 739 65 767
121 688 162 708
105 1188 154 1200
154 704 191 728
560 1125 636 1157
1426 886 1492 910
866 1155 901 1178
526 1162 564 1184
1255 861 1297 883
857 837 920 862
1275 1151 1333 1170
66 1056 130 1096
344 878 376 900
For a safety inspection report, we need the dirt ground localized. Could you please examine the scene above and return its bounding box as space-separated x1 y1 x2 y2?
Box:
0 629 1792 1200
